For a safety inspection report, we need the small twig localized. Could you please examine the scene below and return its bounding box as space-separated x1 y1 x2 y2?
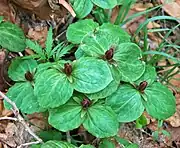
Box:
59 0 76 17
17 141 41 148
0 91 43 147
0 116 18 121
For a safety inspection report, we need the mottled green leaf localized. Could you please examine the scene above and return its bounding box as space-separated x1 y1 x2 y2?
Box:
83 104 118 138
72 58 113 93
41 140 76 148
106 84 144 122
91 0 117 9
70 0 93 18
75 47 87 59
5 82 45 114
144 82 176 119
98 23 130 43
80 31 111 58
48 100 83 131
135 65 157 86
0 22 26 52
80 23 130 58
67 19 99 44
86 80 119 100
34 69 73 108
8 58 38 81
80 144 95 148
114 43 145 82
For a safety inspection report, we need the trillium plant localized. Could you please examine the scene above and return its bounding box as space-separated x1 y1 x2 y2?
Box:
0 15 176 147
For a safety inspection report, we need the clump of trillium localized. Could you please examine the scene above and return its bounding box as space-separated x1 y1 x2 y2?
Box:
4 19 176 140
106 65 176 122
48 96 119 138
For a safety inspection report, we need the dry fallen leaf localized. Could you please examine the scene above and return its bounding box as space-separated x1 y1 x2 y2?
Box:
161 0 180 18
27 26 48 48
166 93 180 127
0 122 32 147
131 3 153 12
27 113 49 130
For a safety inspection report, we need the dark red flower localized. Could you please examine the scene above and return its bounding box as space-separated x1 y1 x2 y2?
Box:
64 63 72 76
25 71 33 81
81 98 92 109
138 81 148 93
105 48 114 60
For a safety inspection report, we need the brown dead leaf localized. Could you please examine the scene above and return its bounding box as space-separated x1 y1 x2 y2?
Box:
27 113 49 130
27 26 48 48
0 0 12 21
10 0 67 20
161 0 180 18
170 74 180 90
166 93 180 127
147 22 161 29
0 122 32 147
131 3 153 12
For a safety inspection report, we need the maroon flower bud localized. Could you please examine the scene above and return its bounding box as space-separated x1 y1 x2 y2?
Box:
105 48 114 60
25 71 33 81
81 98 92 109
64 63 72 76
138 81 148 93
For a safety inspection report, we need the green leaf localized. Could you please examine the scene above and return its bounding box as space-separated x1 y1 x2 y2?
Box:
106 84 144 122
72 58 113 93
80 32 110 58
66 19 99 44
91 0 117 9
114 43 145 82
127 144 139 148
41 140 76 148
26 39 45 60
135 65 157 86
162 130 171 137
114 136 130 146
35 62 56 79
86 80 119 100
52 44 74 61
98 23 131 43
70 0 93 18
99 139 116 148
4 82 45 114
0 22 26 52
75 47 87 59
8 58 38 81
31 144 41 148
45 26 53 58
144 82 176 120
83 104 118 138
80 144 95 148
48 99 83 132
80 23 130 58
34 69 73 108
152 131 159 141
38 130 62 142
136 114 147 129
